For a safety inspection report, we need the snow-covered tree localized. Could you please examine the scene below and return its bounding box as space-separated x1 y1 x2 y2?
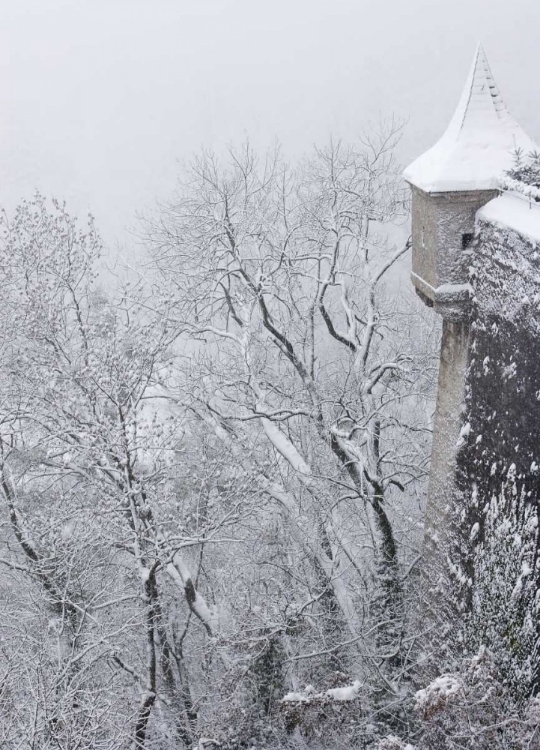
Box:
0 128 438 748
0 196 223 748
145 130 437 741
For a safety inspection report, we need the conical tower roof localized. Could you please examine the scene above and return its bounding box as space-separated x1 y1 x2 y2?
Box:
404 45 537 193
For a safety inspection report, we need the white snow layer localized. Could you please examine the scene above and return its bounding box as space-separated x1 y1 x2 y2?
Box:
325 680 362 701
282 691 310 703
477 192 540 244
414 674 463 711
281 680 362 703
404 45 538 193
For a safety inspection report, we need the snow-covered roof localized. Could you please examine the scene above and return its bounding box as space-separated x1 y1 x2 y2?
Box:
477 192 540 244
404 45 538 193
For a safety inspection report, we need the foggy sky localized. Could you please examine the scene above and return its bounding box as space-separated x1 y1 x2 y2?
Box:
0 0 539 252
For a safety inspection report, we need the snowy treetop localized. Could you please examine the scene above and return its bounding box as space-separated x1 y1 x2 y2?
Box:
404 44 538 193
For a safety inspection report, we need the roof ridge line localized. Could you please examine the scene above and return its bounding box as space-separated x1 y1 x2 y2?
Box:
477 46 506 119
455 44 481 136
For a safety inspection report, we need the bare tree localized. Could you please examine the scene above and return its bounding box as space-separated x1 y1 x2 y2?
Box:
146 128 437 728
0 197 229 748
0 127 438 748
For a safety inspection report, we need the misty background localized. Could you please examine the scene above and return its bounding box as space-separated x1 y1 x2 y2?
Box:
0 0 538 252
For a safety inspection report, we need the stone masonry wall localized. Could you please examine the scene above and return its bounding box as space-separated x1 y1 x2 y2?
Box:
411 187 497 304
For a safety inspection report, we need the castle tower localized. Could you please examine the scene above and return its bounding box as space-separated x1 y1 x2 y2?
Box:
405 44 536 319
404 47 539 569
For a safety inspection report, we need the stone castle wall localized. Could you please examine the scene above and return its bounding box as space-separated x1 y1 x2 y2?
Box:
439 212 540 693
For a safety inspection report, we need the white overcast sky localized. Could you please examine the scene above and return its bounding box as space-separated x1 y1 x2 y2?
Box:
0 0 539 250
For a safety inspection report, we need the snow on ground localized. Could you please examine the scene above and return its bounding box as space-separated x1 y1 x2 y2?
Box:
281 680 362 703
477 191 540 244
414 674 463 716
325 680 362 701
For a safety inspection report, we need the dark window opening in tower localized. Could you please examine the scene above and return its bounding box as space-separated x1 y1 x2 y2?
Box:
462 233 474 249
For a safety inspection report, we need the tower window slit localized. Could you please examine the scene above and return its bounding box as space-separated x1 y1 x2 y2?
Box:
462 233 474 249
